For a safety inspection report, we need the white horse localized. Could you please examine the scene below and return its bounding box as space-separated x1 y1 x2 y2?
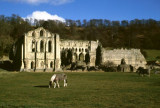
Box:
49 73 67 88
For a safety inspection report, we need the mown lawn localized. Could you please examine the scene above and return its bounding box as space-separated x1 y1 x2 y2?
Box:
144 50 160 61
0 71 160 108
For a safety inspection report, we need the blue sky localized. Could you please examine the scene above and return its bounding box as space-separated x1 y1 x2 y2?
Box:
0 0 160 21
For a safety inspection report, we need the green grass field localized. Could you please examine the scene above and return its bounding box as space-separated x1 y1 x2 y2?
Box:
144 50 160 61
0 71 160 108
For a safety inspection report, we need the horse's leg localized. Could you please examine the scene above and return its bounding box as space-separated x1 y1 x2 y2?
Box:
64 80 65 87
57 81 60 88
64 80 67 87
54 82 56 88
65 79 67 87
49 81 52 88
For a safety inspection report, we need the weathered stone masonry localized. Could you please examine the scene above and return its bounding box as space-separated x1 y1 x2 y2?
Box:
102 48 147 69
12 27 146 72
21 27 61 72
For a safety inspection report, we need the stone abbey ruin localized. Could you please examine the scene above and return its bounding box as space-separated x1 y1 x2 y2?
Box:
10 27 146 72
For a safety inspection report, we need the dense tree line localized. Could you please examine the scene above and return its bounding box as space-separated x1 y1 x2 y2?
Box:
0 14 160 57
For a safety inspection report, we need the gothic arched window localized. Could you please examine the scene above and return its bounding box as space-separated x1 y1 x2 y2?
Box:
31 61 34 69
40 40 44 52
48 40 52 52
79 53 84 62
32 40 35 52
50 61 53 68
32 32 35 37
40 30 44 37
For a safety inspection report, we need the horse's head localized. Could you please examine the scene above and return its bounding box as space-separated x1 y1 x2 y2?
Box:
49 81 52 88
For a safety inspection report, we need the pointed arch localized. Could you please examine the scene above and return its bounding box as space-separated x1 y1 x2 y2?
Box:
48 40 52 52
32 40 35 52
32 31 35 37
40 30 44 37
85 49 88 52
40 40 44 52
79 53 84 62
82 48 84 52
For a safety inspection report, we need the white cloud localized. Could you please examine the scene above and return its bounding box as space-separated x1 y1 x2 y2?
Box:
4 0 74 5
25 11 65 22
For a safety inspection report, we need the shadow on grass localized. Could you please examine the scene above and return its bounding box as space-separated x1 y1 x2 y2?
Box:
150 82 160 86
0 60 14 71
34 85 49 88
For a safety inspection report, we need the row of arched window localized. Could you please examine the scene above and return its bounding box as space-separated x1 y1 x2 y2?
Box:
73 53 90 63
32 40 52 53
61 47 88 53
32 30 57 37
32 30 44 37
30 61 54 69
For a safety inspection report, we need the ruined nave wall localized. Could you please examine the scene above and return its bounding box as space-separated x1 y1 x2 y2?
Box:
102 48 147 68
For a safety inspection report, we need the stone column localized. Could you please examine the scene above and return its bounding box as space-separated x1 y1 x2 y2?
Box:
24 34 26 60
20 44 24 72
37 41 40 52
54 34 61 71
46 40 48 52
24 58 29 71
89 52 96 66
52 38 55 59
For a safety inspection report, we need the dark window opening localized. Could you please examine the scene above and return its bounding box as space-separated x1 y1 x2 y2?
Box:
40 30 43 36
32 41 35 52
50 62 53 68
31 61 34 69
48 41 52 52
40 41 44 52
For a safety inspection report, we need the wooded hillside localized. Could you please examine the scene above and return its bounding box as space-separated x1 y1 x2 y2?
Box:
0 14 160 57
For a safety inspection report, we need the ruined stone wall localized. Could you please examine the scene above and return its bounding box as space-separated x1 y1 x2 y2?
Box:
21 27 61 72
14 27 147 72
102 48 147 69
60 40 99 66
20 27 99 72
60 40 89 55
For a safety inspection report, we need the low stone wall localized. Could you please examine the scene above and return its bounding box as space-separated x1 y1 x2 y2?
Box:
102 48 147 69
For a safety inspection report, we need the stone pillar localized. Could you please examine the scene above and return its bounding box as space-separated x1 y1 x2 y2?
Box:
20 44 24 72
51 37 55 59
54 34 61 71
45 58 48 71
24 58 29 71
24 34 26 59
37 41 40 52
89 52 96 66
36 58 39 69
46 40 48 52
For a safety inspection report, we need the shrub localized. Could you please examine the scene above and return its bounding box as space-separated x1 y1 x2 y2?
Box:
100 61 117 72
